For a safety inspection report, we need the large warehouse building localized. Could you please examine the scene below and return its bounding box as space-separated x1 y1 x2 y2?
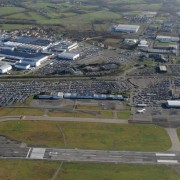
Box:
165 100 180 108
0 62 12 74
58 52 80 60
156 35 179 42
0 49 49 67
113 24 140 33
15 62 30 70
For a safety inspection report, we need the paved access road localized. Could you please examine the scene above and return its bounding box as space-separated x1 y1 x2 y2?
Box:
1 147 180 165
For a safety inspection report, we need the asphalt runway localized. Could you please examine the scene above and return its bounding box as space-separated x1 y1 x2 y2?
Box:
0 147 180 165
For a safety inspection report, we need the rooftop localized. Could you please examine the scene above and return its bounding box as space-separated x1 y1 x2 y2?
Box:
0 49 47 61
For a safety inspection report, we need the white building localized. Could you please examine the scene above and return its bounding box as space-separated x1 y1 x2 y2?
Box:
123 39 138 45
159 65 167 72
166 100 180 108
52 41 78 52
156 35 179 42
0 63 12 74
58 52 80 60
15 62 30 70
138 40 149 49
113 24 140 33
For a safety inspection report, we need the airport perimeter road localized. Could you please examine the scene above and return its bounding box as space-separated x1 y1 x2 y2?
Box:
0 116 129 124
1 147 180 165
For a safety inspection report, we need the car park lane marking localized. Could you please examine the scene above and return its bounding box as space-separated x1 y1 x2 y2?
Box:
26 148 32 158
157 160 178 164
156 153 176 157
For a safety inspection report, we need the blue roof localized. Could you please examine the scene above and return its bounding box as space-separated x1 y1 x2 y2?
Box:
13 36 52 46
15 62 30 66
0 49 47 60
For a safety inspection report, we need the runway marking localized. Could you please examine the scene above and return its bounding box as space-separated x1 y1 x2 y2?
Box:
110 155 122 158
83 154 96 157
26 148 32 158
62 153 70 156
156 153 176 157
30 148 46 159
157 160 178 164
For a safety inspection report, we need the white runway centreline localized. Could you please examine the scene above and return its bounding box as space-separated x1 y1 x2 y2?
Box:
157 160 178 164
156 153 176 157
26 148 32 158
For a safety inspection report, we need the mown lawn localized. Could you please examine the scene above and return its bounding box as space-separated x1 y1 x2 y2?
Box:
0 121 171 151
0 108 44 116
0 160 179 180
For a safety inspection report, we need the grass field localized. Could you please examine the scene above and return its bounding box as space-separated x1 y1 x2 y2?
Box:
48 110 114 118
0 108 44 116
117 111 131 119
0 7 25 16
0 121 171 151
176 128 180 142
0 160 179 180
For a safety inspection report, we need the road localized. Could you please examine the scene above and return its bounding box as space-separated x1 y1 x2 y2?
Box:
0 147 180 165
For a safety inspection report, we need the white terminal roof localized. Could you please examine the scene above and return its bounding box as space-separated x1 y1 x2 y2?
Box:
167 100 180 107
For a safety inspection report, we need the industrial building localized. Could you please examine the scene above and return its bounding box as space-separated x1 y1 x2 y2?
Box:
15 62 30 70
0 62 12 74
165 100 180 108
63 93 124 100
37 92 64 99
159 66 167 73
138 40 149 49
156 35 179 42
113 24 140 33
154 42 178 50
58 52 80 60
0 49 49 67
123 39 138 45
1 58 21 65
51 41 78 52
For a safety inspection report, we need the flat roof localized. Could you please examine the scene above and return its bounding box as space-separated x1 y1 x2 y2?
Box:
15 62 30 66
0 63 11 69
115 24 140 30
159 66 167 71
156 35 179 40
0 49 47 61
13 36 52 46
167 100 180 106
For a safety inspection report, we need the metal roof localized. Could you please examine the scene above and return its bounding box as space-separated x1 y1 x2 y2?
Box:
0 49 47 60
167 100 180 107
15 62 30 67
0 63 11 70
13 36 52 46
159 66 167 71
